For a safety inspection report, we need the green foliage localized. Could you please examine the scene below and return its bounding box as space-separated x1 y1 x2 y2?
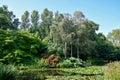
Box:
35 58 49 68
0 29 42 64
0 63 16 80
107 29 120 46
0 13 10 29
0 5 20 30
108 47 120 61
47 43 63 55
57 57 85 68
21 10 30 29
57 59 72 68
30 10 39 33
86 58 106 66
15 58 49 69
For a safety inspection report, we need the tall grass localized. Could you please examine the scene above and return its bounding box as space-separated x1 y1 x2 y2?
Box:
104 61 120 80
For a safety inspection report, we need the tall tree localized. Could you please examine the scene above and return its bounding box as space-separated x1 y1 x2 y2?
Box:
40 8 53 39
21 11 30 30
0 5 20 30
30 10 39 32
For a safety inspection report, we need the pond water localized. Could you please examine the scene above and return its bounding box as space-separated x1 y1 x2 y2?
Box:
17 69 103 80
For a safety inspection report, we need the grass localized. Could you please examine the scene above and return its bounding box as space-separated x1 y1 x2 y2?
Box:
104 61 120 80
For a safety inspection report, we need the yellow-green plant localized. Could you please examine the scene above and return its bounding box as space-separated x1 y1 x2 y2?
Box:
104 61 120 80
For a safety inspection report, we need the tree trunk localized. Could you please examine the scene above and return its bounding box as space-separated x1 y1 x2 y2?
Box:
77 39 79 58
71 43 73 57
64 42 67 58
77 45 79 58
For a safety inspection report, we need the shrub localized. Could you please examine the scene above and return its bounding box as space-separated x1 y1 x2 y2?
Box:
57 57 85 68
36 58 49 68
0 63 16 80
86 58 106 66
57 59 72 68
0 30 42 64
45 54 61 67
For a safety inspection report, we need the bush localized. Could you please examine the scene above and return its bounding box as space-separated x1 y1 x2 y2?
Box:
36 58 49 68
86 58 106 66
0 30 42 64
0 63 16 80
57 59 72 68
57 57 85 68
45 54 61 67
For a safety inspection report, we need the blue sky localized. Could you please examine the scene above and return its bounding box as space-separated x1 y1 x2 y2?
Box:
1 0 120 36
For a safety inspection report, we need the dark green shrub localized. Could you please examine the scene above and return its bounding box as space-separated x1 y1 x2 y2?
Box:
108 48 120 61
0 63 16 80
86 58 106 66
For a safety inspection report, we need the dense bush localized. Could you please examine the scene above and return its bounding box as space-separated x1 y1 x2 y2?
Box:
57 57 85 68
107 47 120 61
0 63 16 80
86 58 106 66
0 29 42 64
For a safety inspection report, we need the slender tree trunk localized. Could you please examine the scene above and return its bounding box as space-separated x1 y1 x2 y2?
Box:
77 39 79 58
77 45 79 58
71 43 73 57
64 42 67 58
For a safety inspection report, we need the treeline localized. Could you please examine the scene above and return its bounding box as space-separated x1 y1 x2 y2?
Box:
0 5 120 65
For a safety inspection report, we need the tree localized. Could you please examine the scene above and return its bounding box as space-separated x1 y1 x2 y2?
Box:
0 5 20 30
39 8 53 39
30 10 39 33
95 33 114 60
0 13 10 29
21 10 30 30
107 29 120 46
73 11 85 24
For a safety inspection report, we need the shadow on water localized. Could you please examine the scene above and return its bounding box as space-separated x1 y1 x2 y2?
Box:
17 69 103 80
